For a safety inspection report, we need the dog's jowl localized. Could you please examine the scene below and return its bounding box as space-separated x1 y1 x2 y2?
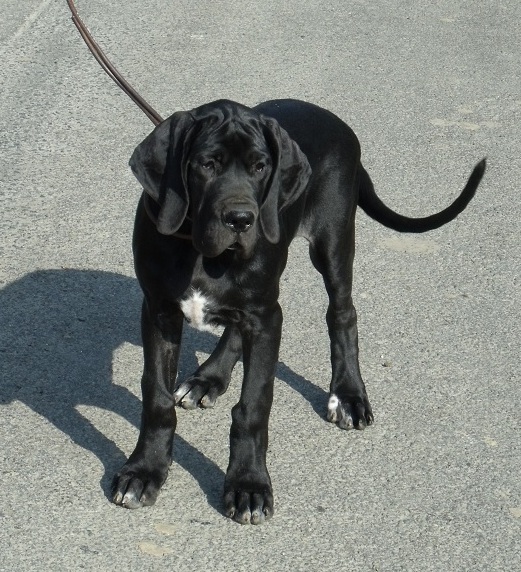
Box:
111 99 485 524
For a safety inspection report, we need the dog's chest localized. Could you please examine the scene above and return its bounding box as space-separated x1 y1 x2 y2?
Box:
179 286 244 331
177 253 279 330
179 289 215 332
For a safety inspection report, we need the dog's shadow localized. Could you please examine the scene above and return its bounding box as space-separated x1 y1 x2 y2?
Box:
0 269 327 512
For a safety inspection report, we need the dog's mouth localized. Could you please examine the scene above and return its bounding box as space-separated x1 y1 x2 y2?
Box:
225 240 254 260
192 216 258 260
194 236 250 259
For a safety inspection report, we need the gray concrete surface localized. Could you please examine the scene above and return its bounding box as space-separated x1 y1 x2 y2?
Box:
1 0 519 570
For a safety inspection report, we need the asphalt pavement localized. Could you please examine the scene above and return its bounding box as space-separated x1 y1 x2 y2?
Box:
0 1 519 570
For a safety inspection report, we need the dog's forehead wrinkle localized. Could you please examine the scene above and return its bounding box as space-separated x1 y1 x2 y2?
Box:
192 102 259 132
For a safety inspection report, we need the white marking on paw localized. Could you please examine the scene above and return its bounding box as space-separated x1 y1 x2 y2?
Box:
180 289 214 332
327 394 340 422
328 394 339 411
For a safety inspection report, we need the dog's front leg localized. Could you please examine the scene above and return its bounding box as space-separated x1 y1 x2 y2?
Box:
224 304 283 525
174 324 242 409
112 298 183 509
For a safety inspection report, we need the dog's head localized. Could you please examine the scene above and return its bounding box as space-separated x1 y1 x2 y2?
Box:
129 100 311 258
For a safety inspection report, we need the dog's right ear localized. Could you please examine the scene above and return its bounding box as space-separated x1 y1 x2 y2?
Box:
129 112 195 235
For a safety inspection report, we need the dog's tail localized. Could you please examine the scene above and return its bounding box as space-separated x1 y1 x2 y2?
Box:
358 159 486 232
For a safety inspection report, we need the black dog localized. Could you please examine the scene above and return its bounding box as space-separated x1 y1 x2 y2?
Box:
112 99 485 524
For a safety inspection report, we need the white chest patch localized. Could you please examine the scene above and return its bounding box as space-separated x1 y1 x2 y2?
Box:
180 289 215 332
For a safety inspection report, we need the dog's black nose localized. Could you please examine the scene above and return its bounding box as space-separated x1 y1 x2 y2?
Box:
222 209 255 233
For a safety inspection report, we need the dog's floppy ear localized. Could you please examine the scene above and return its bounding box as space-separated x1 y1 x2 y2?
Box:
260 117 312 243
129 112 195 235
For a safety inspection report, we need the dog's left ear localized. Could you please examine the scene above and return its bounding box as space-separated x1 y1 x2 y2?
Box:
129 112 195 235
260 117 312 243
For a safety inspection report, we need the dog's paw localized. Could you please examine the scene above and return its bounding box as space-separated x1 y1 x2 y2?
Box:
173 375 224 409
327 391 374 430
223 480 274 525
112 465 168 509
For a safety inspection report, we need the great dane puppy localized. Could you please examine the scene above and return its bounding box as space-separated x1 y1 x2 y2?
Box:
112 99 485 524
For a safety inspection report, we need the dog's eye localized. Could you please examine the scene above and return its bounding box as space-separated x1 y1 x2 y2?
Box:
254 162 266 173
202 160 215 170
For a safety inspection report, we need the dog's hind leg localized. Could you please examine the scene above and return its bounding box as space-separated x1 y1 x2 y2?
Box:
173 325 242 409
309 222 374 430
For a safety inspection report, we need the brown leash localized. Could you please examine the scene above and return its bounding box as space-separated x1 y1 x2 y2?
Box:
66 1 194 240
66 0 163 127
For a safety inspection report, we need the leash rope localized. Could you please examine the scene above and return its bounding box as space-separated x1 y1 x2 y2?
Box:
67 1 195 240
66 0 163 126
